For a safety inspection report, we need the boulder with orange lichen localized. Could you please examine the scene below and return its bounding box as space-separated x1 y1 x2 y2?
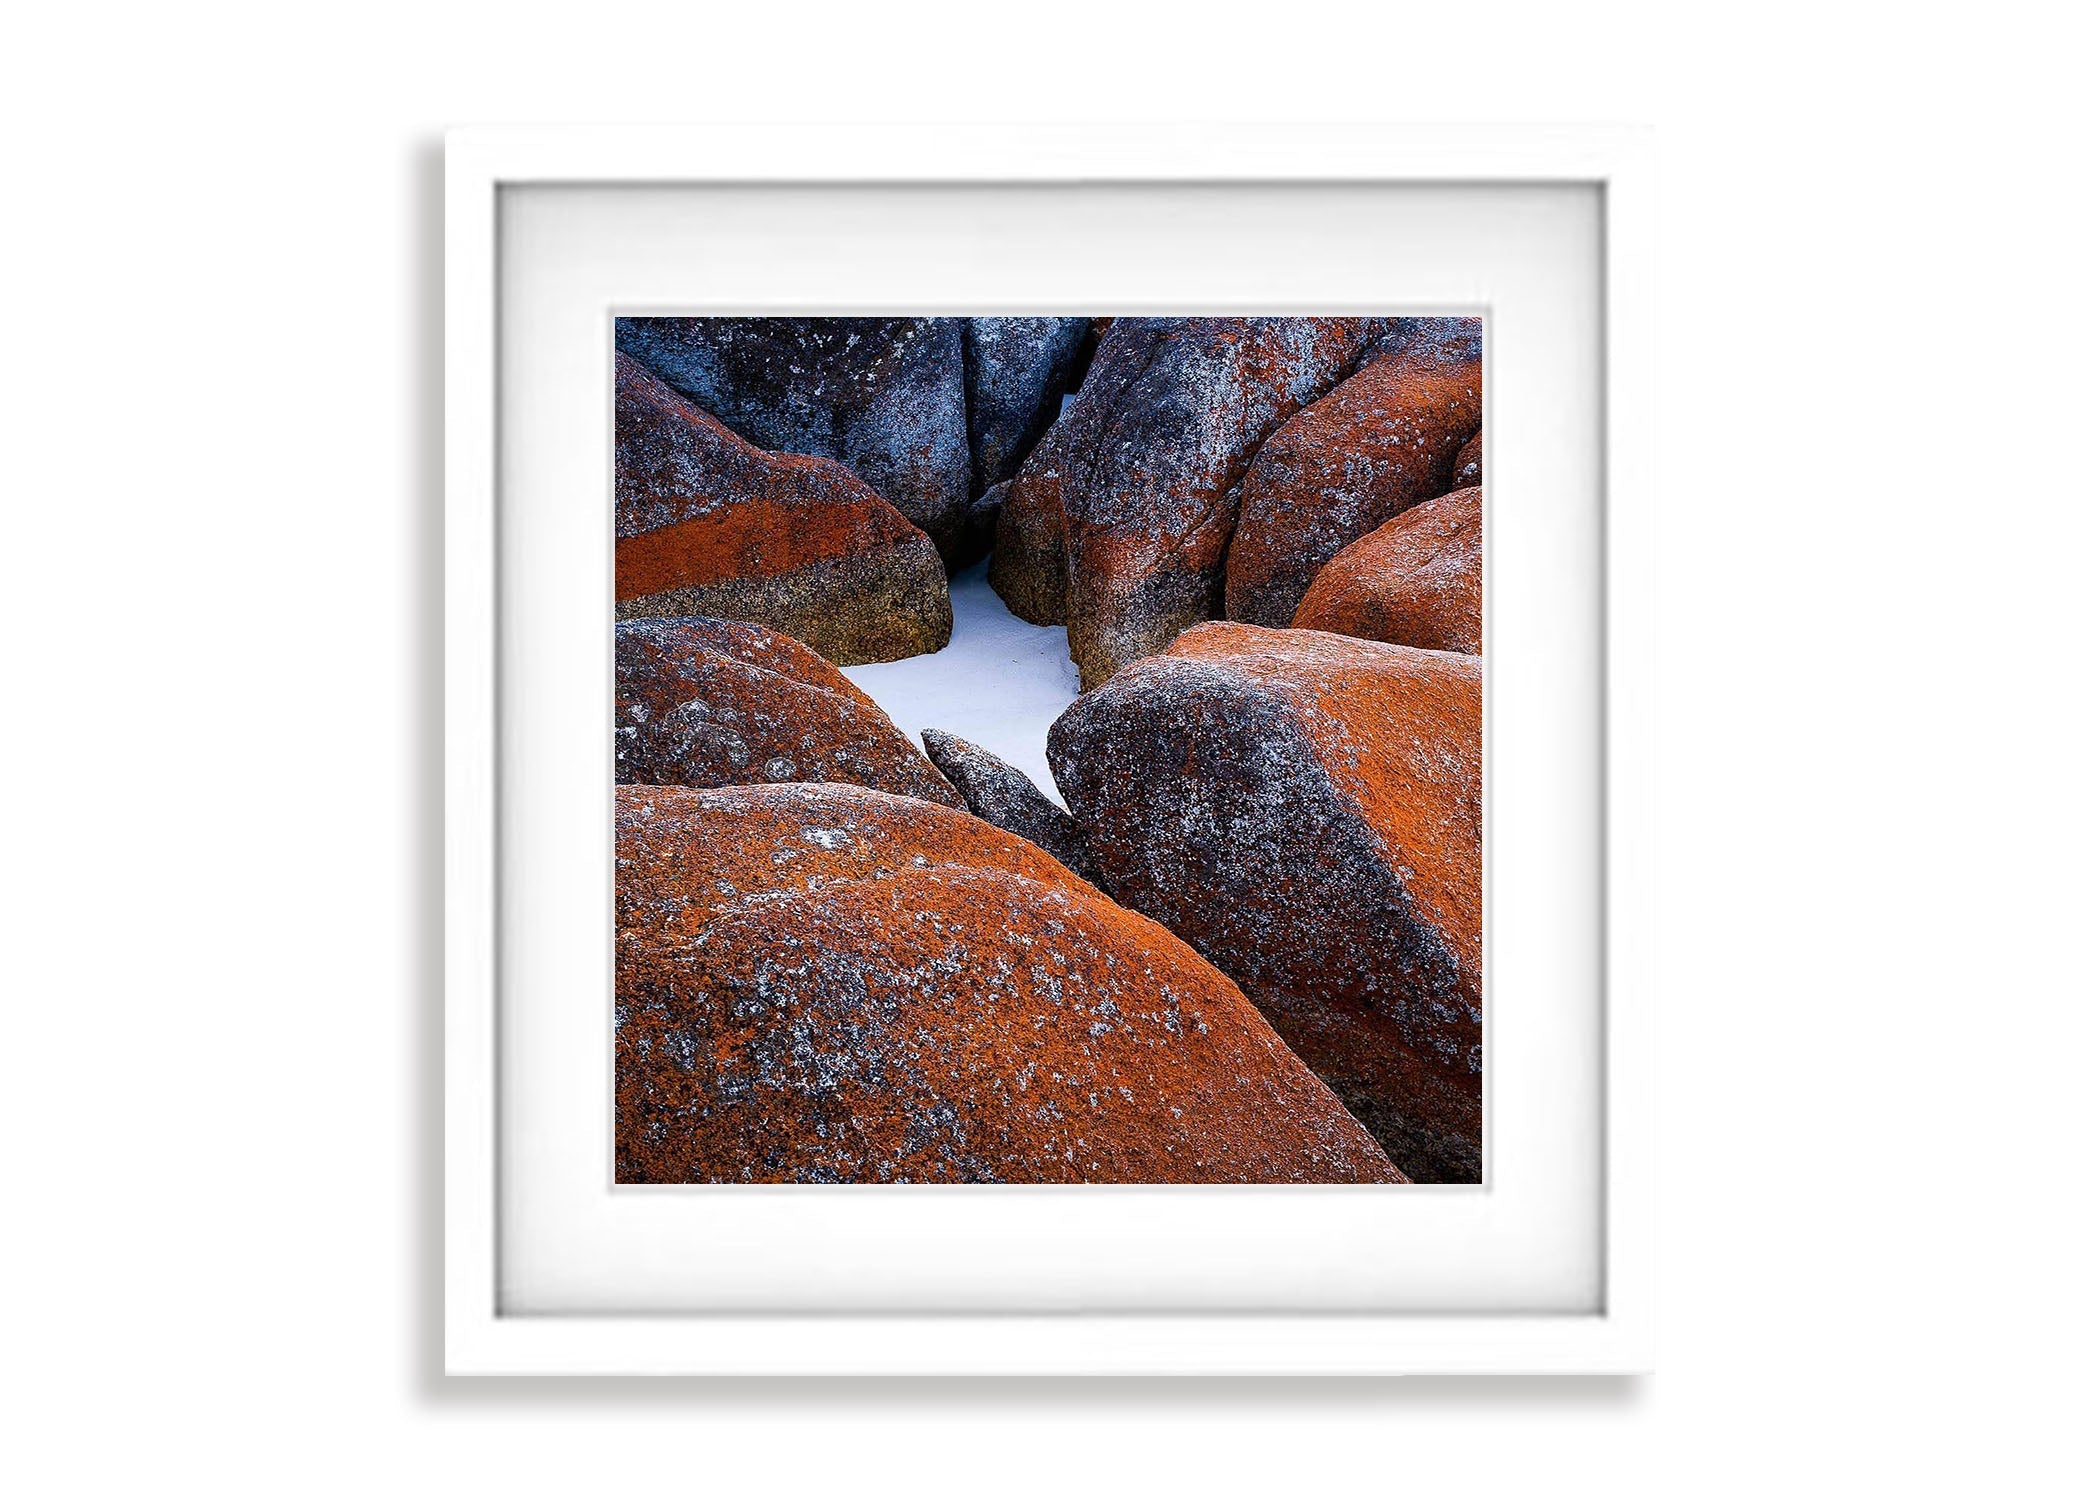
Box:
1047 623 1482 1181
615 782 1406 1184
612 352 950 665
1293 486 1483 654
1223 319 1483 627
989 317 1384 689
615 316 975 563
986 460 1067 625
615 617 961 806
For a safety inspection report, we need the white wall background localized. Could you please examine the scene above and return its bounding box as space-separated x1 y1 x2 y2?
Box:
2 4 2092 1495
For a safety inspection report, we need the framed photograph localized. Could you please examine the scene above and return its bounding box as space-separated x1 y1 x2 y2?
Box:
446 125 1653 1375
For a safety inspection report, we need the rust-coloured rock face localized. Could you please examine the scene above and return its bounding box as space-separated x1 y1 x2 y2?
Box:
986 461 1068 625
1293 486 1483 654
616 618 961 807
920 728 1102 886
1047 623 1482 1181
616 317 975 563
1452 429 1483 488
612 352 951 665
1222 319 1482 627
615 783 1406 1184
989 317 1382 688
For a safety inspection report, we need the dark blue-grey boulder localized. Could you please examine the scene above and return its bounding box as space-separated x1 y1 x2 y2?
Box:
614 317 975 564
962 317 1095 497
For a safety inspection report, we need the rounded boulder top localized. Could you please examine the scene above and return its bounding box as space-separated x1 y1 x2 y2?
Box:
1294 485 1483 654
615 617 962 807
614 782 1405 1184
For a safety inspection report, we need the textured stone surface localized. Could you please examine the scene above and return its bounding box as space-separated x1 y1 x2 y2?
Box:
1048 623 1482 1181
1452 429 1483 488
615 317 975 562
986 457 1068 625
1223 319 1483 627
989 317 1382 688
962 317 1094 496
920 728 1102 886
615 782 1405 1184
615 617 961 806
613 353 951 665
1293 486 1483 654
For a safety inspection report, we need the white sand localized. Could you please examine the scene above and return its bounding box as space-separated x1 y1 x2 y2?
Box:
842 559 1080 806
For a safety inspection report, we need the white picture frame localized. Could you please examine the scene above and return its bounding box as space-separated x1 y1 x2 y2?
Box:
446 124 1654 1376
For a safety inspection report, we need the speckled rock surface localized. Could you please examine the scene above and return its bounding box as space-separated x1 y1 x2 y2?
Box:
962 317 1094 497
1293 486 1483 654
615 782 1406 1184
920 728 1102 886
986 454 1068 625
612 353 951 665
989 317 1382 689
615 618 961 806
1047 623 1482 1181
615 317 975 562
1452 429 1483 488
1222 319 1483 627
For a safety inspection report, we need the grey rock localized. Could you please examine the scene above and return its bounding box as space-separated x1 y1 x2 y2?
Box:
920 728 1104 887
962 317 1095 497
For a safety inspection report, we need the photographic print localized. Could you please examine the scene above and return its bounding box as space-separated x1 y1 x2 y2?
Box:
612 316 1482 1184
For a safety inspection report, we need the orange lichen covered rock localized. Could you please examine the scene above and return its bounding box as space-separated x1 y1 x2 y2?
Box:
616 317 975 562
1293 486 1482 653
986 464 1068 624
989 318 1382 689
615 782 1404 1184
1223 319 1482 627
613 352 951 665
1452 429 1483 488
1047 623 1482 1181
615 618 961 806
